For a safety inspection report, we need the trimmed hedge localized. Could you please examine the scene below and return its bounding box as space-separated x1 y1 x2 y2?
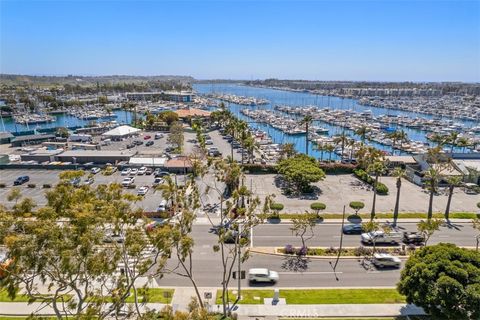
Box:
0 183 5 188
353 169 389 195
242 164 277 174
27 184 36 188
319 162 357 174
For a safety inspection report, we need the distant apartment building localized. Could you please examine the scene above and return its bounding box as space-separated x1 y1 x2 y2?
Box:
126 91 194 102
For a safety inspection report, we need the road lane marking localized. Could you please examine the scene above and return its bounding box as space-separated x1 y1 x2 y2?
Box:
254 236 297 238
437 235 450 238
278 272 343 275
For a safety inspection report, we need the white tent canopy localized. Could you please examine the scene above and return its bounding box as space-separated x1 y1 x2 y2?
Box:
102 125 141 137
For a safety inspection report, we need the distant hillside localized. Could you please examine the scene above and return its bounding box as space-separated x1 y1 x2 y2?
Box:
0 74 194 86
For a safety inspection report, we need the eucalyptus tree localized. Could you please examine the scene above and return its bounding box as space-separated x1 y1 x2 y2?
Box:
0 172 174 319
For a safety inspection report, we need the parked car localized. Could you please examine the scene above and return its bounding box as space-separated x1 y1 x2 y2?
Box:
144 135 151 140
130 168 139 175
121 168 131 175
70 177 81 187
152 177 164 187
121 177 135 187
133 140 143 146
83 177 94 185
126 144 135 149
146 141 154 147
372 253 401 268
14 176 30 185
155 171 170 177
208 147 221 157
402 232 425 244
205 139 213 145
361 231 402 244
91 167 101 174
103 230 125 243
137 186 149 196
145 167 154 175
248 268 279 284
138 167 147 175
342 224 363 234
154 133 164 140
157 200 168 212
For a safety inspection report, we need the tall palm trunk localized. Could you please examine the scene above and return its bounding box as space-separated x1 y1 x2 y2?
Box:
370 173 379 220
444 185 454 221
427 179 434 220
393 177 401 226
320 149 324 161
305 122 309 155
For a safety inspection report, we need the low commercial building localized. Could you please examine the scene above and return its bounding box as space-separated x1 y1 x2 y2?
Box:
0 132 14 145
56 150 136 164
20 149 64 163
11 134 56 147
165 156 193 173
102 125 141 141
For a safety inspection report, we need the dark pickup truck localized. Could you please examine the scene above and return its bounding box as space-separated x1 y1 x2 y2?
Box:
403 232 425 244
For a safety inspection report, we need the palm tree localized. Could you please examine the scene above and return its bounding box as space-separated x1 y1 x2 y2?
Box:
444 176 463 221
392 168 406 226
301 115 313 155
315 142 326 162
157 175 177 213
326 144 335 161
333 133 348 160
456 137 470 153
355 126 370 145
347 138 356 160
448 131 459 153
430 133 446 147
395 130 408 155
368 160 386 221
424 167 441 220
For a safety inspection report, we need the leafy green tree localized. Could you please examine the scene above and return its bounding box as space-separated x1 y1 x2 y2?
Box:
56 127 70 139
159 110 179 126
362 220 391 253
7 187 21 206
417 219 443 246
167 121 184 153
397 243 480 320
277 154 325 193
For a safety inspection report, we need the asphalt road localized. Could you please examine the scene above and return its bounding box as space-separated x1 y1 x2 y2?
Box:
156 222 478 288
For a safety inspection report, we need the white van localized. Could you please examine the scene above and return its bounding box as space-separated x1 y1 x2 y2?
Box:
157 200 168 213
248 268 279 284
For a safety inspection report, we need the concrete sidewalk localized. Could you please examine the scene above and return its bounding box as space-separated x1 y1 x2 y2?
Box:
0 301 426 317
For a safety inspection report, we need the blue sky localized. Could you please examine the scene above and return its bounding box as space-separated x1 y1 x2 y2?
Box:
1 0 479 81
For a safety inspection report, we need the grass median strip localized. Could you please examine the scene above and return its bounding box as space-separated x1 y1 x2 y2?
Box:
259 212 479 220
216 288 406 304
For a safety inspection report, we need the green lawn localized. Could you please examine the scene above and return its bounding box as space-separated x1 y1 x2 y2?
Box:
216 288 406 304
0 288 173 304
271 212 479 220
124 288 174 304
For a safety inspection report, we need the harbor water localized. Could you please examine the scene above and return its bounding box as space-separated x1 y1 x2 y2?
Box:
194 83 478 159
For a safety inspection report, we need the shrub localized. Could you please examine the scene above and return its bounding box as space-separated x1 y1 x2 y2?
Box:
353 246 372 256
376 183 389 195
241 164 277 174
267 212 281 220
270 203 284 212
310 202 326 216
0 183 5 188
354 169 389 194
284 244 295 254
296 246 308 256
349 201 365 214
42 184 51 188
477 202 480 209
319 162 357 174
27 184 36 188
